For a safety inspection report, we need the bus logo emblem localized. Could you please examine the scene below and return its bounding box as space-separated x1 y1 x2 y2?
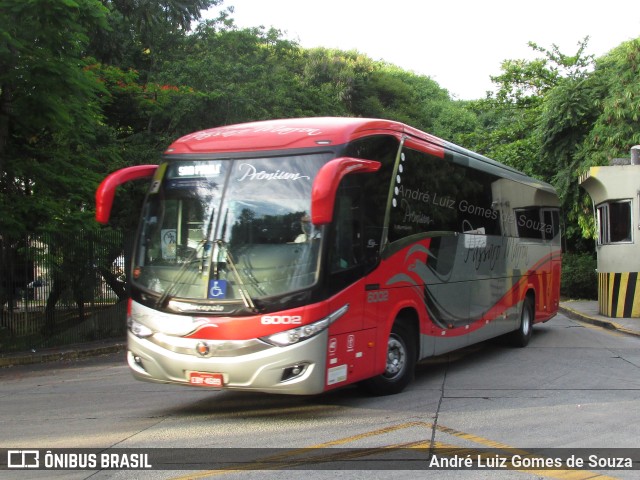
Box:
196 342 210 356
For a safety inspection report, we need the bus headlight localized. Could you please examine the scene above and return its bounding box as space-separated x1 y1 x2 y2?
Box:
127 318 154 338
260 304 349 347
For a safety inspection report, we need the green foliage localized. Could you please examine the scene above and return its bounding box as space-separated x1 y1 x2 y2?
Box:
464 37 640 252
537 75 603 244
301 48 372 116
107 0 217 31
536 38 640 243
469 40 594 176
156 24 316 127
4 0 640 334
0 0 220 315
355 66 447 131
579 38 640 165
560 252 598 300
91 0 220 68
0 0 111 237
2 0 640 270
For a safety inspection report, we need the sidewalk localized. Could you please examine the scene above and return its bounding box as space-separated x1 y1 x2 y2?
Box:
559 300 640 338
0 338 126 368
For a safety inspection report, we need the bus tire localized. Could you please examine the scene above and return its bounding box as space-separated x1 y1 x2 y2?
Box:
508 296 533 347
359 322 416 396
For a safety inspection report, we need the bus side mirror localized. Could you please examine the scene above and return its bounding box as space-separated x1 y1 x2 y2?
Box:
311 157 381 225
95 165 158 224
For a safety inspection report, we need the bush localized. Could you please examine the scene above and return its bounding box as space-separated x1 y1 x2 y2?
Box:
561 252 598 299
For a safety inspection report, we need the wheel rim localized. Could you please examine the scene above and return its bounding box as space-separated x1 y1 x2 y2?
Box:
384 334 406 379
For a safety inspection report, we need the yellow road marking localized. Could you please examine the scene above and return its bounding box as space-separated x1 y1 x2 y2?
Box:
170 422 431 479
170 421 620 480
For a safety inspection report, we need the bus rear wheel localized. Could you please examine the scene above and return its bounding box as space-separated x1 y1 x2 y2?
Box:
508 296 534 347
359 322 416 396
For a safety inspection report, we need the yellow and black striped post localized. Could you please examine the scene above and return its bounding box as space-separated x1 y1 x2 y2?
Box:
598 272 640 318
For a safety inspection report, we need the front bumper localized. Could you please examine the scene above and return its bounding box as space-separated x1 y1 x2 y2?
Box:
126 329 328 395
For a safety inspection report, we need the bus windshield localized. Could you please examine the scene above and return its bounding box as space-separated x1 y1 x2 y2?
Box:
132 154 330 305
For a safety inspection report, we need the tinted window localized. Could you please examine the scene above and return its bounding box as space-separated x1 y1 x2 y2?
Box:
598 201 632 244
343 135 399 251
388 148 501 243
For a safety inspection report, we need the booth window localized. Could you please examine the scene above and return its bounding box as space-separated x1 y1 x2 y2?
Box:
597 200 632 244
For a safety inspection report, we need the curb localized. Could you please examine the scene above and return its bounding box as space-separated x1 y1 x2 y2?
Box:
0 341 126 368
559 305 640 338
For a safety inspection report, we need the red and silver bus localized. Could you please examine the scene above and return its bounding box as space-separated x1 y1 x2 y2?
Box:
96 117 561 395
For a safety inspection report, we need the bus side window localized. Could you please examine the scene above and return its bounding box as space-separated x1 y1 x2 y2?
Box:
542 208 561 242
329 181 362 273
325 177 375 294
330 196 353 271
343 135 398 254
515 207 545 241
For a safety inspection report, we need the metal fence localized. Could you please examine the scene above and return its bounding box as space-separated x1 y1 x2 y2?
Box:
0 231 127 354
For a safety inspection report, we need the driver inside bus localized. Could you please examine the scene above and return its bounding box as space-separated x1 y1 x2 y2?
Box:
294 214 320 243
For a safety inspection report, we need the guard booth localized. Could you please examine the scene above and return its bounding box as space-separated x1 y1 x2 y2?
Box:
579 146 640 318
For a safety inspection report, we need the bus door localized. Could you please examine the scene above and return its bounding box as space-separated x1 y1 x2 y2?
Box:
324 174 377 387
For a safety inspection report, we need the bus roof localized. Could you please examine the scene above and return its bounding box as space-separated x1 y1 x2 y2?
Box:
165 117 412 154
165 117 554 192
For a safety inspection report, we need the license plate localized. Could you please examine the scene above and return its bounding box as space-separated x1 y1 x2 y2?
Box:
189 372 224 387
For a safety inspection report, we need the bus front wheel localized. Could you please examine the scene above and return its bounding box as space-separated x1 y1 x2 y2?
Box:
359 322 416 396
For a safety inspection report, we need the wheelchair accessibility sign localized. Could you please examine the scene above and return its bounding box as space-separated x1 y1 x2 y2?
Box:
208 280 227 299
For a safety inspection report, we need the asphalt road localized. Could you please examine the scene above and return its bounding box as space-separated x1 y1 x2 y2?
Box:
1 311 639 479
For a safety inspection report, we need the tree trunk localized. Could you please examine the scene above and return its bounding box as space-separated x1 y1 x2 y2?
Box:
0 83 12 176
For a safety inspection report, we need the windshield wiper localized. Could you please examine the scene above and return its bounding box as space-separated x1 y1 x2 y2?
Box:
155 206 216 309
155 241 205 309
214 240 257 312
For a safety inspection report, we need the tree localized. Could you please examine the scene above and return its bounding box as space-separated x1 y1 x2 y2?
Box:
461 39 600 250
300 47 372 116
90 0 220 68
579 39 640 239
0 0 111 319
0 0 111 237
466 39 593 171
537 38 640 243
0 0 217 321
579 38 640 166
537 73 603 246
